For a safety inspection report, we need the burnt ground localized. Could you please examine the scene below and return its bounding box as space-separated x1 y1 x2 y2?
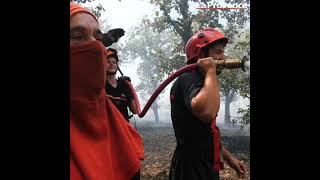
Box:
134 123 250 180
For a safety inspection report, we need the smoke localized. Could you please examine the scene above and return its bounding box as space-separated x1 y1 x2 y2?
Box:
133 82 249 131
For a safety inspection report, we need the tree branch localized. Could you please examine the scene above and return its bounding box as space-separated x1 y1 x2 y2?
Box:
161 4 184 38
178 0 189 21
199 10 214 28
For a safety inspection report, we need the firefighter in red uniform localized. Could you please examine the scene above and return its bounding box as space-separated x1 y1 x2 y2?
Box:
169 28 246 180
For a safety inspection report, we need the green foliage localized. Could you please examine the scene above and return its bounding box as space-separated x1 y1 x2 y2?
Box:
121 27 178 94
226 29 250 126
86 4 105 19
70 0 105 20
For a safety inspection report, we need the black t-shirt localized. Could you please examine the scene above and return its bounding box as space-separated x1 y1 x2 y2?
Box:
170 70 214 150
105 80 133 121
170 70 216 179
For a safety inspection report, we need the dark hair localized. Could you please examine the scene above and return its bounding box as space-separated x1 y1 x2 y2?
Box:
201 39 226 58
107 54 119 63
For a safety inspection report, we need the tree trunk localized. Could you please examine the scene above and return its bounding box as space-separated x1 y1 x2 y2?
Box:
151 101 160 123
149 81 160 124
224 93 232 125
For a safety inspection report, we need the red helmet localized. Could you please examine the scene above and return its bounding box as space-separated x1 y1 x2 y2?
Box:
105 48 119 62
186 28 228 64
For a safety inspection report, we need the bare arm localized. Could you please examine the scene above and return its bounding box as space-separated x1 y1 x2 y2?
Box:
129 99 138 114
191 57 220 123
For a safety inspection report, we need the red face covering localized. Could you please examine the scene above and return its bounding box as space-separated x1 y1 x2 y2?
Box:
70 41 106 100
70 41 107 138
70 40 144 180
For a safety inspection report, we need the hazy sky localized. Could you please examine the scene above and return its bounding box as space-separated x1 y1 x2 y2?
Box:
86 0 157 31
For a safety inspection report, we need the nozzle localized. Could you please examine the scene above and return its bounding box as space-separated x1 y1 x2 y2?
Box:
241 56 250 72
216 56 250 72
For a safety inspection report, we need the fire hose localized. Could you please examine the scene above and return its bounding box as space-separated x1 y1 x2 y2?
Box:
123 56 250 118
